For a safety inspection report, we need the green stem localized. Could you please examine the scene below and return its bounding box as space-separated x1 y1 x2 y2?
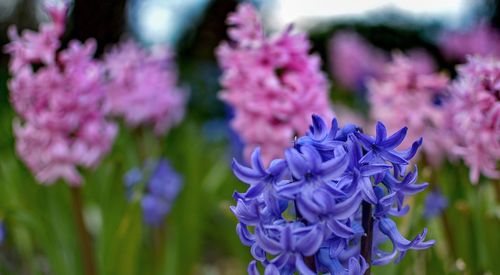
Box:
422 154 457 260
70 186 97 275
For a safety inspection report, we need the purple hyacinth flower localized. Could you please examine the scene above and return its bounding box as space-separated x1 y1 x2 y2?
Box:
0 223 5 245
423 190 448 219
232 148 288 216
141 160 182 226
337 135 391 204
354 122 409 165
279 145 348 222
381 166 428 210
230 114 434 273
124 159 183 227
317 247 368 275
374 218 435 265
147 159 182 201
141 195 172 226
255 222 324 275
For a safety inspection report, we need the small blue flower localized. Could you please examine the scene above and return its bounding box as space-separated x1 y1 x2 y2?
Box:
124 167 143 200
124 159 183 227
0 222 5 245
423 190 448 219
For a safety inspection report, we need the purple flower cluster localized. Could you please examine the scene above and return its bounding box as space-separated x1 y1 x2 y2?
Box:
4 2 117 185
231 115 434 274
125 159 183 226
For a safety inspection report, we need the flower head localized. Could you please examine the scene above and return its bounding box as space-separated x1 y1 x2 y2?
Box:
447 56 500 183
5 2 116 185
423 190 448 219
231 115 433 274
439 22 500 61
104 40 187 135
124 159 183 226
367 52 452 166
217 3 333 164
328 31 386 91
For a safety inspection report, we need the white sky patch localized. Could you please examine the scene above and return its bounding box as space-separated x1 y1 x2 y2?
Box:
265 0 471 30
136 1 176 44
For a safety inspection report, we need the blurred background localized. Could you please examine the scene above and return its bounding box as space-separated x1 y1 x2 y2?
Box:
0 0 499 274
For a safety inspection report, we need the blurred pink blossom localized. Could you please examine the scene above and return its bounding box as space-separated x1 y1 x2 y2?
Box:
439 23 500 61
448 56 500 183
367 52 452 166
4 3 117 185
104 41 187 135
328 31 387 91
217 3 333 164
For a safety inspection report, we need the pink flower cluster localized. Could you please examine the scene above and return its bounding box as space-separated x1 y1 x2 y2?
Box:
367 52 452 166
217 3 333 164
328 31 386 91
4 3 117 185
439 23 500 61
103 41 187 135
448 56 500 183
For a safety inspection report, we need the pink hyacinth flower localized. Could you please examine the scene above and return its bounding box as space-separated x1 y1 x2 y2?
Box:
4 2 117 185
448 56 500 183
439 22 500 61
367 52 453 166
328 31 387 91
217 3 333 164
103 40 187 135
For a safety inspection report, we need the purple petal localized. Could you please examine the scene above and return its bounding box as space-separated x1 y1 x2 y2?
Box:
360 163 391 177
361 177 378 204
251 147 266 174
354 132 375 150
395 137 423 160
319 152 349 180
248 261 260 275
296 225 323 256
327 219 355 239
295 255 316 275
255 226 282 254
245 182 266 198
251 243 267 261
232 159 263 184
267 159 287 177
375 121 388 143
329 191 362 219
281 225 294 252
327 118 340 140
264 264 280 275
276 180 303 199
285 148 307 179
379 127 408 149
300 145 322 171
236 223 255 246
379 150 408 165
